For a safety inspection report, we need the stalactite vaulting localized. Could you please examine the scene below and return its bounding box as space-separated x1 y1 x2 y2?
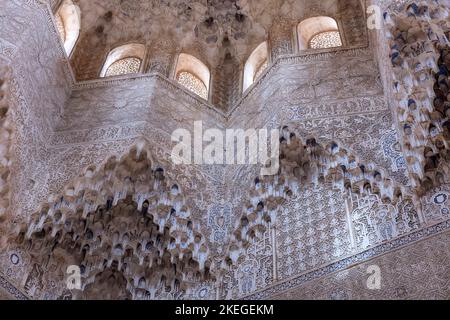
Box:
385 1 450 192
16 144 212 299
222 127 415 267
1 0 450 301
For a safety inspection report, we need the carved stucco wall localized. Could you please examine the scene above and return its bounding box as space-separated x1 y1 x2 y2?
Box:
0 0 73 299
270 227 450 300
0 0 449 300
228 180 450 299
0 0 73 227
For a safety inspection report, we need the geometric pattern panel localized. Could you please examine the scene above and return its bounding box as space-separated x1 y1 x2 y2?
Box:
277 184 350 280
271 229 450 300
310 31 342 49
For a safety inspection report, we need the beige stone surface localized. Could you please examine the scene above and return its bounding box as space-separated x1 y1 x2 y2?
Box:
0 0 448 300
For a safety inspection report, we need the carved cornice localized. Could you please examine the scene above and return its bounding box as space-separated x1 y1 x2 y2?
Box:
282 96 388 122
50 122 167 147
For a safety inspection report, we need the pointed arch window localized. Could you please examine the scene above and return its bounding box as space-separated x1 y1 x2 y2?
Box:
175 54 210 100
100 44 145 78
297 16 343 51
243 42 268 92
55 0 81 56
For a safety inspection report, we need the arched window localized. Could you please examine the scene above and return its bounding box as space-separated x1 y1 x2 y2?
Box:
56 0 81 56
100 43 145 78
175 53 210 100
243 42 268 92
297 16 342 51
